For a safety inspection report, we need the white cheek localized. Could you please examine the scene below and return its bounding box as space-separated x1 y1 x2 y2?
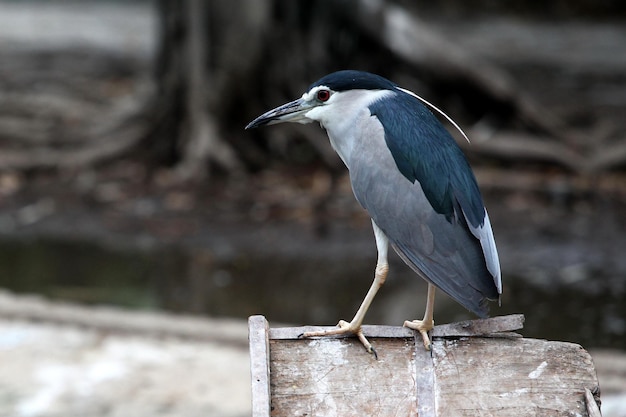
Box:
304 107 326 124
295 115 315 125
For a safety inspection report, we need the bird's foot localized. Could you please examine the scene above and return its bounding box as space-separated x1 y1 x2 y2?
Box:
301 320 377 359
404 319 434 351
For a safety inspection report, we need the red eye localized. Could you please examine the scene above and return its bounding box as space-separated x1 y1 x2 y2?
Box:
316 89 331 102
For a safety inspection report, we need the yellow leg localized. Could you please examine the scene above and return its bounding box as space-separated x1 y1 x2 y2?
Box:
404 283 436 350
302 221 389 357
302 263 387 356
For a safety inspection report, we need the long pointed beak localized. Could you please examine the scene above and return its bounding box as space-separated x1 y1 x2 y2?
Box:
245 98 315 129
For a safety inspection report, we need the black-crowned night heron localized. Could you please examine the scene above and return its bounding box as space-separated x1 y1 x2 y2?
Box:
246 70 501 356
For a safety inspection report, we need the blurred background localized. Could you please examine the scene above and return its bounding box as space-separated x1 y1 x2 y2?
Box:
0 0 625 415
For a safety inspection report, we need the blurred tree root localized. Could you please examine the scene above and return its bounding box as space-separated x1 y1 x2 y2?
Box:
0 0 625 180
149 0 578 179
0 50 154 171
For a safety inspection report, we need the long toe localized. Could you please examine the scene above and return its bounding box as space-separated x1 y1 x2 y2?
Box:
302 320 377 357
404 319 434 351
302 320 354 338
355 328 377 359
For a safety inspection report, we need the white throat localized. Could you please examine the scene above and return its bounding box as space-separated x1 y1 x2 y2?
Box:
305 89 394 167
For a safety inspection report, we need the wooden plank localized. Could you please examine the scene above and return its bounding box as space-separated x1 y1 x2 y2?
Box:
269 324 413 339
584 387 602 417
431 337 599 416
415 335 436 417
248 315 271 417
269 314 525 341
249 315 600 416
431 314 524 337
269 337 418 417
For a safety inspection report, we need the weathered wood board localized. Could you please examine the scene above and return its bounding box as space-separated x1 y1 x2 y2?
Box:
271 337 418 416
432 337 598 416
248 315 601 417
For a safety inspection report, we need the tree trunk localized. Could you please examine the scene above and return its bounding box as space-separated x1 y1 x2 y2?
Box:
149 0 585 180
3 1 622 175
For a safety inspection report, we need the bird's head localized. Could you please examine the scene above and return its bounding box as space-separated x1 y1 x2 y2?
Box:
245 70 397 130
245 70 469 143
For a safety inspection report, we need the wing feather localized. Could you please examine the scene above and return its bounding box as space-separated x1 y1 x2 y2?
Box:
348 93 501 316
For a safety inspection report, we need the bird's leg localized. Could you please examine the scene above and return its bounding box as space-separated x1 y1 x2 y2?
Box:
301 262 388 355
404 283 436 350
302 221 389 357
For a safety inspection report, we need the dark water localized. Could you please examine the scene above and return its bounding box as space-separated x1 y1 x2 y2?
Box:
0 234 624 350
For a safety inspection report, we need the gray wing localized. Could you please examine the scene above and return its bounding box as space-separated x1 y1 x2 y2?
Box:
348 123 499 317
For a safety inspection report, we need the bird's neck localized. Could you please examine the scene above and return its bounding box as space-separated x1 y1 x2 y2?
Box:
319 90 393 169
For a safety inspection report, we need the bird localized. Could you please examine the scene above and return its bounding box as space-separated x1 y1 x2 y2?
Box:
246 70 501 356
